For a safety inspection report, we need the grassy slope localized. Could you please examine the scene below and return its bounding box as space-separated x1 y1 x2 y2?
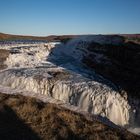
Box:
0 93 139 140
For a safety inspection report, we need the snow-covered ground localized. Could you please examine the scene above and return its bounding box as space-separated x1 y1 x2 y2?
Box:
0 36 139 135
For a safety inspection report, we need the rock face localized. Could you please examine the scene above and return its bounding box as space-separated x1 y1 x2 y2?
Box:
0 35 140 134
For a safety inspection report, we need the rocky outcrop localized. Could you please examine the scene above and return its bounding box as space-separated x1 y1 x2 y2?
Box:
0 49 10 70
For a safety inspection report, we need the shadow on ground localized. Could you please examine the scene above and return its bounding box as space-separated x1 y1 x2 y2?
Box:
0 105 41 140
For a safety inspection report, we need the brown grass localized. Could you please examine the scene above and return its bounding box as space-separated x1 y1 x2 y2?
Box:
0 93 139 140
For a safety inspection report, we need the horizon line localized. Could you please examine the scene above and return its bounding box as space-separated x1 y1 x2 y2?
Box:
0 32 140 37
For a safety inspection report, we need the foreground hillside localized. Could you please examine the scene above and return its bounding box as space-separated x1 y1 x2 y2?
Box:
0 93 139 140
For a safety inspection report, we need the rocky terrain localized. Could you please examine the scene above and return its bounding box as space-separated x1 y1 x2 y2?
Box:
0 34 140 139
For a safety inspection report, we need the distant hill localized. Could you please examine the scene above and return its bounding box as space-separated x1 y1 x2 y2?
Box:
1 32 140 44
121 34 140 44
0 32 77 42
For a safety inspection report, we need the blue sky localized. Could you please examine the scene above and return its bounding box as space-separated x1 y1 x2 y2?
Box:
0 0 140 35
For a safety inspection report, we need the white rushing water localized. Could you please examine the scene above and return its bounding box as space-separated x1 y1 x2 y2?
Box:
0 36 139 134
